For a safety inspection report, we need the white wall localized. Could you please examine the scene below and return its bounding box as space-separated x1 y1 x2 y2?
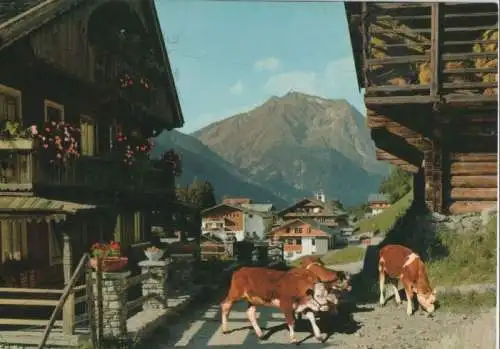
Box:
243 213 267 240
284 237 329 261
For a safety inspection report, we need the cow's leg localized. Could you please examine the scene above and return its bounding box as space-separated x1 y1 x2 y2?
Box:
378 265 386 306
220 299 233 334
401 277 414 316
280 299 298 343
390 279 401 305
246 304 264 338
304 311 325 342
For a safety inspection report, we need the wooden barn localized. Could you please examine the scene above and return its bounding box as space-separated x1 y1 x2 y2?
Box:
345 2 498 214
0 0 185 335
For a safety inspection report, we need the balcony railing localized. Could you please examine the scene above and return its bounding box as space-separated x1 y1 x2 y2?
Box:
0 149 174 194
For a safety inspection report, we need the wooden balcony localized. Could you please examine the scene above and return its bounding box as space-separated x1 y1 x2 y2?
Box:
0 149 174 196
346 2 498 107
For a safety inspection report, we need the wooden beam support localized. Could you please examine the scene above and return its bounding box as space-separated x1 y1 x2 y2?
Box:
371 128 424 169
375 149 419 173
430 3 444 101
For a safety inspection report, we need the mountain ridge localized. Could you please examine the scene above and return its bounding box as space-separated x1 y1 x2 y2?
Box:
191 92 388 206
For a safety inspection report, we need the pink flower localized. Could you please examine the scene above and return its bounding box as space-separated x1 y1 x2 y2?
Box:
43 144 48 149
30 125 38 135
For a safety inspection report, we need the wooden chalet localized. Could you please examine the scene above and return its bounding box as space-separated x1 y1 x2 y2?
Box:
345 3 498 214
268 218 333 260
0 0 185 335
277 196 349 230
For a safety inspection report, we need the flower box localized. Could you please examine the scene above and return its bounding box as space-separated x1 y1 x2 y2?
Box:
89 257 128 272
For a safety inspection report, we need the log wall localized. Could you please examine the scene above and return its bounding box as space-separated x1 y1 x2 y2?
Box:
448 152 497 214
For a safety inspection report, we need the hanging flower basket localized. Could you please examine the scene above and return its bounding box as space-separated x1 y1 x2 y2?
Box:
161 149 182 176
113 130 153 167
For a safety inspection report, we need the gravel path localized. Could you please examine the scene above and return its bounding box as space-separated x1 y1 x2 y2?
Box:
145 296 495 349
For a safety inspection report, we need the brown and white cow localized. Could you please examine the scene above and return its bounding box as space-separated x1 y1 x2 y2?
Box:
378 244 437 316
220 260 350 343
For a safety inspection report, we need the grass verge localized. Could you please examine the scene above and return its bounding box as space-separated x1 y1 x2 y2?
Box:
321 246 365 265
356 191 413 235
289 245 366 267
438 291 497 313
427 216 497 286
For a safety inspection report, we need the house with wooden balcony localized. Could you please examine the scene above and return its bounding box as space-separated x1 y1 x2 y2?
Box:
345 2 498 214
268 218 334 261
0 0 184 334
276 191 349 233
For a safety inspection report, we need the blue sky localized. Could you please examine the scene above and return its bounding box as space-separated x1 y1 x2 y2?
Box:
156 0 364 133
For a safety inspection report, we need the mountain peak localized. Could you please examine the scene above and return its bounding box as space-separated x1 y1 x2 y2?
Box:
192 92 388 206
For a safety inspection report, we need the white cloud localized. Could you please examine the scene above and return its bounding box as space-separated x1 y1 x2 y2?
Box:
229 80 244 95
264 71 318 96
261 56 365 113
254 56 281 72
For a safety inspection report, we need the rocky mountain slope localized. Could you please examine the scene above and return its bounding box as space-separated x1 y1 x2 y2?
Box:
152 130 290 208
192 92 388 206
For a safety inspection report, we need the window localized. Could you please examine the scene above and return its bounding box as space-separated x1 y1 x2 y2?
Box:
80 115 98 156
286 252 294 258
296 238 302 245
294 227 303 234
286 239 293 245
1 221 28 262
0 84 22 123
311 238 316 246
0 153 32 184
48 223 62 266
133 211 144 242
44 100 64 123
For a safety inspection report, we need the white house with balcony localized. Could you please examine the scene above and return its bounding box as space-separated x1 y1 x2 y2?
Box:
201 203 273 242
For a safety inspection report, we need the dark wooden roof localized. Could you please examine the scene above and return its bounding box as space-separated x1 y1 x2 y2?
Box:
0 0 46 25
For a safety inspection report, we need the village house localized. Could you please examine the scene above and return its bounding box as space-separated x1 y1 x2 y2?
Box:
267 218 334 261
201 202 273 242
367 193 391 216
0 0 184 329
276 191 349 234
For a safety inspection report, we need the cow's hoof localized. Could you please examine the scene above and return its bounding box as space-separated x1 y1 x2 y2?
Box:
222 330 230 335
315 335 326 343
290 337 298 344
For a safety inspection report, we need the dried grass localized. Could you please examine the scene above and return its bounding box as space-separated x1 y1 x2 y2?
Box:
369 17 498 95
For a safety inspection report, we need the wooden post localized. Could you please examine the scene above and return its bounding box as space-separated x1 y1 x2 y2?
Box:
62 232 75 335
85 262 98 349
95 258 104 342
430 3 444 100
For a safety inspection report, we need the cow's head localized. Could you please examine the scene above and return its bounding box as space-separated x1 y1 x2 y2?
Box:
304 282 339 312
414 286 437 313
300 257 352 293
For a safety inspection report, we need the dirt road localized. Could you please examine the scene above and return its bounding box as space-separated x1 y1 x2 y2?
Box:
146 297 494 349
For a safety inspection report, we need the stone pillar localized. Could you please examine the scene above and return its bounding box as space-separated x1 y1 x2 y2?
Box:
138 260 169 310
94 271 130 338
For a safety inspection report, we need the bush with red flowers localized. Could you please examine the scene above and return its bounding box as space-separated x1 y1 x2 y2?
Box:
31 121 80 166
161 149 182 176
